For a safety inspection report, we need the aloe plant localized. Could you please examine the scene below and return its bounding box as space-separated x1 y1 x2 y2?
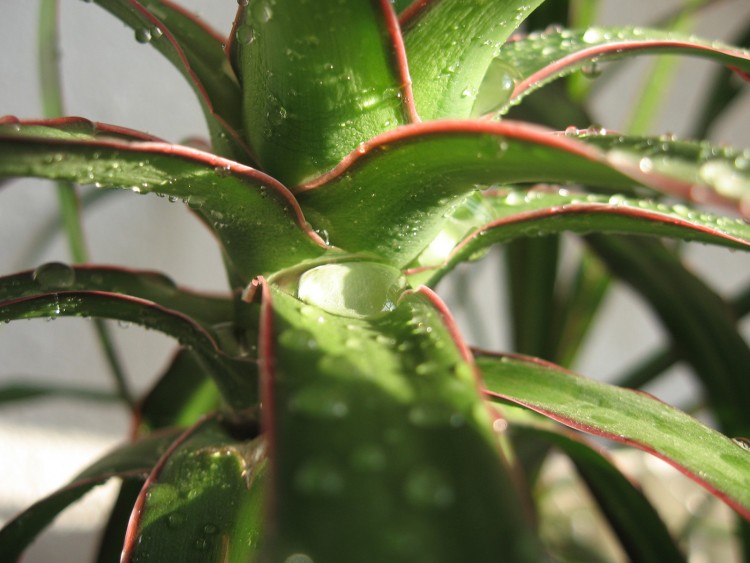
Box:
1 0 750 560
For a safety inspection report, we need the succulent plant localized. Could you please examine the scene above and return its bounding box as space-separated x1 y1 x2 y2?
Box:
1 0 750 561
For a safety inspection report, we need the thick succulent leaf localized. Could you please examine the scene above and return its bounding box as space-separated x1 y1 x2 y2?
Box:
401 0 545 120
586 236 750 437
137 348 224 432
0 430 180 560
478 352 750 521
298 120 639 267
122 417 264 562
235 0 416 186
511 421 685 562
0 119 328 279
492 26 750 117
258 281 539 562
576 131 750 219
0 291 256 411
86 0 248 160
0 264 232 329
407 187 750 286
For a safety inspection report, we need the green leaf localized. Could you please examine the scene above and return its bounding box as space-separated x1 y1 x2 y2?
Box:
235 0 414 185
576 131 750 219
298 121 635 267
478 352 750 521
96 479 145 563
259 282 539 562
493 26 750 117
86 0 248 160
586 236 750 437
0 291 256 411
401 0 545 119
0 119 328 279
137 348 224 432
512 421 686 563
408 188 750 286
0 264 233 329
0 430 181 560
122 417 264 562
0 381 118 404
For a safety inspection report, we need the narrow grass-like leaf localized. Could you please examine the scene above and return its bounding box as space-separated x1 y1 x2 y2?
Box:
86 0 248 161
136 348 224 433
0 291 256 411
478 352 750 521
122 417 264 563
407 188 750 286
401 0 545 120
298 120 637 267
95 479 144 563
492 27 750 117
258 281 538 561
0 264 233 329
235 0 415 186
0 381 118 404
0 429 181 560
587 235 750 437
513 423 686 562
0 120 328 279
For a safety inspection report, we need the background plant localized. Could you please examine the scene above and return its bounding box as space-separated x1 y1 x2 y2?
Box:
1 0 750 561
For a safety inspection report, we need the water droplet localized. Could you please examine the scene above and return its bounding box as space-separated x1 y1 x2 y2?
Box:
582 28 604 44
167 512 186 529
404 466 454 509
732 437 750 452
236 25 255 45
564 125 579 136
237 0 249 5
33 262 76 290
284 554 314 563
203 523 218 535
135 28 152 44
581 60 601 79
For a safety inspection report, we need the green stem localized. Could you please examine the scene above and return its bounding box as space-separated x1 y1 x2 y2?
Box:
38 0 134 408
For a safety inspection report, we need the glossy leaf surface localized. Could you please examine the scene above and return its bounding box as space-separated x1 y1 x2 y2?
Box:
123 418 264 562
260 284 538 562
87 0 248 160
478 353 750 520
587 236 750 437
0 430 180 560
236 0 413 185
298 120 635 267
0 120 327 279
401 0 544 119
493 26 750 117
0 291 256 410
409 187 750 285
0 264 232 329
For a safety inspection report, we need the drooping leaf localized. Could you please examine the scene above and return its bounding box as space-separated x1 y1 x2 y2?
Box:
586 235 750 437
407 187 750 286
95 479 145 563
509 419 686 563
0 119 328 279
0 264 233 329
258 279 539 562
122 417 264 563
298 120 637 267
491 26 750 117
478 352 750 521
0 429 181 560
576 131 750 218
86 0 248 161
235 0 416 185
0 291 256 411
136 348 224 433
401 0 545 120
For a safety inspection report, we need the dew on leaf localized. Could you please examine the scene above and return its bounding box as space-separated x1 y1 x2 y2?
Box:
33 262 75 290
134 28 152 44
